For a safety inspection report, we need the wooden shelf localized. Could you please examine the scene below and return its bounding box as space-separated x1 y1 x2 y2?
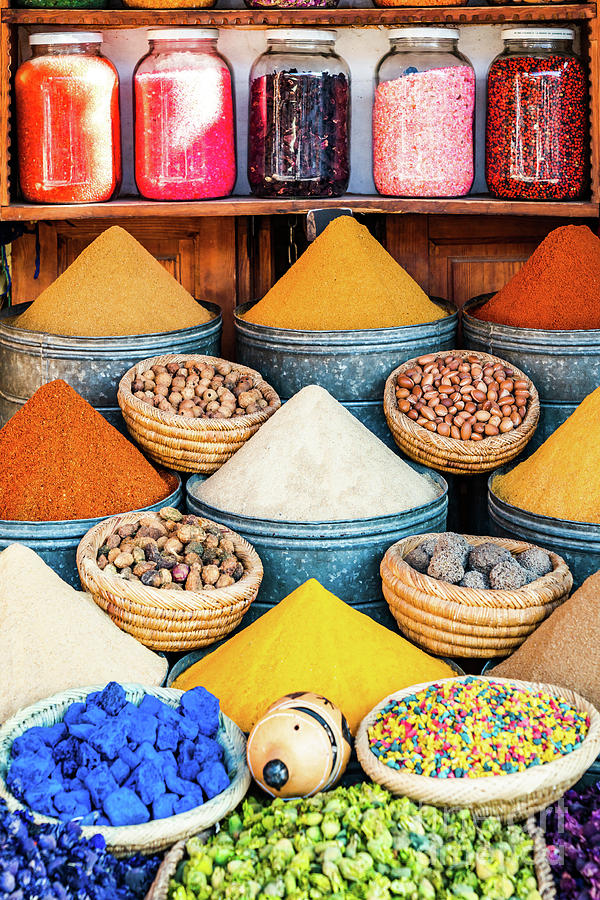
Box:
2 3 595 26
1 194 597 219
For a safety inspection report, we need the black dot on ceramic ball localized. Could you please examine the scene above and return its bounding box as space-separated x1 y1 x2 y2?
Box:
294 725 300 731
263 759 289 789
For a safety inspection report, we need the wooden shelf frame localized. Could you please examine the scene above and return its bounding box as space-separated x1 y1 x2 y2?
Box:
0 4 599 219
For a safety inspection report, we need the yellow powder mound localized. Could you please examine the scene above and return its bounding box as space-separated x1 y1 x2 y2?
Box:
173 578 454 733
493 385 600 523
16 226 211 337
243 216 447 331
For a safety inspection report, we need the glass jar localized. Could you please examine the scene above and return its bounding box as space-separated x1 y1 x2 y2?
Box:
15 32 121 204
134 29 236 201
248 30 350 198
373 28 475 198
485 29 588 200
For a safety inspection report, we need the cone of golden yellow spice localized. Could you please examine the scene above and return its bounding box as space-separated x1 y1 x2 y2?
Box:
243 216 448 331
15 226 211 337
493 385 600 523
173 578 454 734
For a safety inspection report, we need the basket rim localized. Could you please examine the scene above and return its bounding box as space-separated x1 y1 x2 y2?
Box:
356 675 600 805
118 353 281 434
381 533 572 610
76 509 264 613
0 683 250 854
383 349 540 462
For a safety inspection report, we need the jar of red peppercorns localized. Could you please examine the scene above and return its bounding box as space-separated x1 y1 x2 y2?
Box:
15 32 121 204
134 29 236 201
485 28 588 201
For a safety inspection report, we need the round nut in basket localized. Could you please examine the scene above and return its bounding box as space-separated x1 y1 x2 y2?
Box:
356 675 600 821
383 350 540 475
77 509 263 652
118 354 281 475
380 533 572 659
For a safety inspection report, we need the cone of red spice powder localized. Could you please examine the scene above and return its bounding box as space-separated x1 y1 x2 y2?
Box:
473 225 600 331
0 380 173 521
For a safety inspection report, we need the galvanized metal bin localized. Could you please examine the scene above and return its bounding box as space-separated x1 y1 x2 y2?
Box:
488 468 600 588
234 300 458 446
186 467 448 629
0 302 222 429
464 295 600 452
0 474 182 588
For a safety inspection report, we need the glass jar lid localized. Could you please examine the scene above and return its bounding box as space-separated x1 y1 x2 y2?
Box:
266 28 337 42
388 27 460 41
147 27 218 41
501 28 574 41
29 31 103 45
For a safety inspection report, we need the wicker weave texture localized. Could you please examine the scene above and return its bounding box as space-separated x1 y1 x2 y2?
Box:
381 534 571 658
118 354 281 474
383 350 540 475
0 685 250 856
356 676 600 821
77 511 263 651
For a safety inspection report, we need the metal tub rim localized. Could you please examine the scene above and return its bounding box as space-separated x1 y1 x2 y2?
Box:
0 301 222 355
235 298 458 349
186 468 447 534
0 472 182 534
464 295 600 346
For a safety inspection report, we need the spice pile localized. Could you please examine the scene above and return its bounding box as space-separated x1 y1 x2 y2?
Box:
405 532 552 589
7 683 228 825
132 359 273 419
169 783 542 900
0 544 167 723
0 381 171 521
369 678 589 777
172 578 453 733
15 227 211 337
492 570 600 712
395 353 531 439
473 226 600 330
492 385 600 523
373 66 475 197
542 782 600 900
96 507 245 591
0 799 159 900
242 216 447 331
191 385 439 521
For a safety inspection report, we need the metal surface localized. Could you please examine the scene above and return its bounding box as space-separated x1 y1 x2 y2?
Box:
186 466 448 629
0 475 182 588
234 299 458 404
488 468 600 589
464 295 600 453
0 302 222 427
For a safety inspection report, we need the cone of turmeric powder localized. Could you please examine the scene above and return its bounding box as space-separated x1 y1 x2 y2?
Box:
243 216 447 331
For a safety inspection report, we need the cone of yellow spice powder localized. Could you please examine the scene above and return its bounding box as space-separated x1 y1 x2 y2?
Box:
15 226 211 337
172 578 454 733
493 385 600 523
243 216 448 331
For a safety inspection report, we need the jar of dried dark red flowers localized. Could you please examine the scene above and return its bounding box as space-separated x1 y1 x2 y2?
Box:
248 30 350 199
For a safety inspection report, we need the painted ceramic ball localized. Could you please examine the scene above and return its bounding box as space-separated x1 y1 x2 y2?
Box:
247 691 353 798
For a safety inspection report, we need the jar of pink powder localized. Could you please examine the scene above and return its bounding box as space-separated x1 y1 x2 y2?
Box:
373 28 475 198
134 29 236 201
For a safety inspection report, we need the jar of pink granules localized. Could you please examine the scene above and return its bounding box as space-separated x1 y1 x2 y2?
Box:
373 28 475 198
134 29 236 201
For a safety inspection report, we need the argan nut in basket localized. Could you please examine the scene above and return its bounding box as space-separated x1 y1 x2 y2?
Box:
118 354 281 475
384 350 539 475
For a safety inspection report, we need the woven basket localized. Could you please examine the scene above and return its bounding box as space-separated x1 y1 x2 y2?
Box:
0 684 250 855
77 511 263 652
356 676 600 821
144 815 556 900
118 354 281 475
381 534 572 658
383 350 540 475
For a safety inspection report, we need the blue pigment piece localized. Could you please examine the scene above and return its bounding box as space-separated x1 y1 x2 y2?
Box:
118 746 139 769
156 722 179 752
174 794 202 815
85 767 119 807
12 732 47 757
76 742 101 770
180 687 219 738
157 750 177 772
194 734 223 766
177 715 199 742
135 760 164 806
152 794 176 820
138 696 164 717
64 703 86 725
178 741 200 781
128 713 158 747
89 718 128 759
198 761 229 800
42 723 68 746
164 768 197 797
67 723 96 741
94 682 127 716
110 758 130 786
81 705 108 726
103 788 150 826
136 741 159 763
